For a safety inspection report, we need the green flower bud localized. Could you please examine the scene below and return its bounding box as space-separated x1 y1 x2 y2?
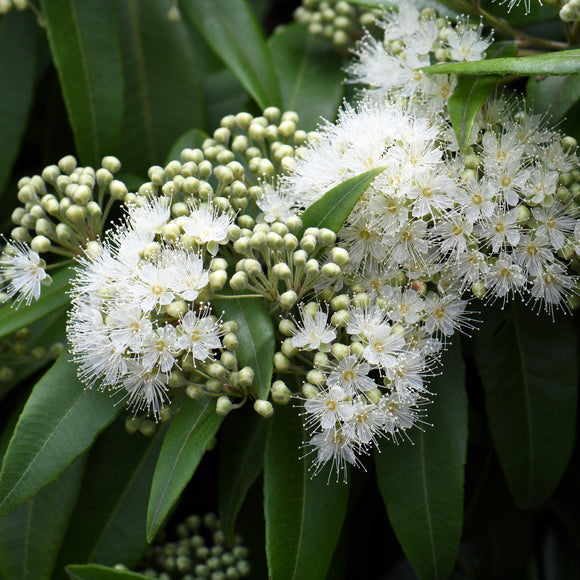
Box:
186 384 204 399
313 351 329 368
35 218 54 237
281 337 298 358
30 235 51 253
305 259 319 275
250 231 267 250
87 201 102 218
216 396 234 416
302 383 319 399
350 341 364 356
278 318 296 336
58 155 77 174
209 270 228 290
292 249 308 266
274 352 290 371
140 420 157 437
238 366 254 387
322 262 341 278
267 231 284 250
271 380 292 405
11 226 31 242
279 290 298 309
272 262 292 279
254 399 274 418
208 362 228 381
222 320 239 333
300 234 317 253
165 300 188 319
220 351 237 371
223 332 239 351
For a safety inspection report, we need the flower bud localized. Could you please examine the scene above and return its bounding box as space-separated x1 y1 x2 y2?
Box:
254 399 274 418
209 270 228 290
274 352 290 371
331 310 349 328
35 218 54 237
302 383 319 398
278 318 296 336
272 262 291 280
305 259 319 275
223 332 239 351
322 263 341 278
58 155 77 174
186 385 204 399
293 249 308 266
239 366 255 387
279 290 298 309
271 380 291 405
281 337 298 358
208 362 228 381
30 235 51 253
166 300 188 319
216 396 234 416
331 247 350 267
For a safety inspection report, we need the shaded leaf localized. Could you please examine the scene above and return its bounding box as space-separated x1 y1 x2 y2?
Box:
219 407 268 542
147 397 222 541
180 0 282 110
299 167 385 235
375 344 467 580
212 294 275 401
66 565 150 580
264 403 350 580
204 69 251 130
116 0 205 175
0 355 121 516
269 23 343 131
165 129 209 165
472 304 578 507
40 0 123 165
526 75 580 120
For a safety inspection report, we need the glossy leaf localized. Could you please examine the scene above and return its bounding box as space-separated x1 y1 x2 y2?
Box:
448 42 516 151
269 23 343 131
116 0 205 175
264 403 350 580
0 267 73 341
212 294 275 401
219 407 268 542
425 49 580 76
375 344 467 580
164 128 209 165
147 397 223 541
57 420 166 570
0 355 121 516
0 10 38 198
526 75 580 120
180 0 282 110
0 457 86 580
204 69 251 130
66 565 149 580
299 167 385 235
40 0 123 165
472 304 578 508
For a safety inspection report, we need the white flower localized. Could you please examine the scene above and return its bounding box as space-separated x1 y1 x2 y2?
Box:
292 307 336 352
177 309 222 362
140 324 179 373
304 386 354 430
423 293 472 336
308 428 361 481
361 323 406 370
326 355 378 395
127 197 171 236
182 202 233 255
446 18 492 62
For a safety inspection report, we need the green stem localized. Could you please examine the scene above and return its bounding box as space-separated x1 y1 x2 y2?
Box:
212 293 265 299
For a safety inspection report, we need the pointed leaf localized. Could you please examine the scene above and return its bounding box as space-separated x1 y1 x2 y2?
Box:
526 74 580 121
116 0 205 175
472 304 578 507
165 129 209 165
264 403 350 580
0 10 38 198
0 267 73 340
0 457 86 580
375 344 467 580
0 355 121 516
147 397 223 541
57 420 166 569
180 0 282 110
40 0 123 165
425 49 580 76
66 565 150 580
269 23 343 131
219 407 268 542
299 167 385 235
212 294 275 401
448 42 516 151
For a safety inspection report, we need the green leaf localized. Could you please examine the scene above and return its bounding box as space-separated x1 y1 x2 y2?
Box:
147 397 223 541
425 49 580 76
526 75 580 120
0 267 73 341
299 167 385 235
204 69 251 130
212 294 275 401
40 0 123 165
0 456 86 580
264 403 350 580
472 304 578 508
269 23 343 131
0 355 121 516
0 10 38 198
116 0 206 175
57 420 166 570
66 564 150 580
180 0 282 110
375 344 468 580
164 128 209 165
219 407 268 543
448 42 516 151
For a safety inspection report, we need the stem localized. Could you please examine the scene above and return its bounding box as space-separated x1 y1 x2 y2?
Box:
212 293 265 299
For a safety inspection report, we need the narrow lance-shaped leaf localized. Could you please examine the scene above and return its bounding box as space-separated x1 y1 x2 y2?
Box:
472 303 578 508
147 397 223 541
264 403 350 580
526 74 580 121
66 565 150 580
375 344 468 580
0 355 121 516
40 0 124 165
299 167 385 236
179 0 282 110
165 129 210 165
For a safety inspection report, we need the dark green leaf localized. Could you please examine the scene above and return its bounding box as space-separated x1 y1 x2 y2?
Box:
299 167 385 235
425 49 580 76
57 420 167 570
219 407 268 542
66 565 150 580
40 0 123 165
0 355 121 516
448 42 516 151
375 344 467 580
212 294 275 401
180 0 282 110
0 267 72 341
472 304 578 507
269 23 343 131
0 457 86 580
0 10 38 198
526 75 580 120
345 0 472 9
147 397 223 541
164 129 209 165
264 403 350 580
204 69 251 130
116 0 206 175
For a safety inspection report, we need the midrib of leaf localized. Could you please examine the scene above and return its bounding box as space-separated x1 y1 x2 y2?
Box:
22 499 33 578
0 387 89 513
66 0 99 161
288 35 313 111
289 447 308 580
236 299 264 393
419 434 438 579
126 0 155 162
